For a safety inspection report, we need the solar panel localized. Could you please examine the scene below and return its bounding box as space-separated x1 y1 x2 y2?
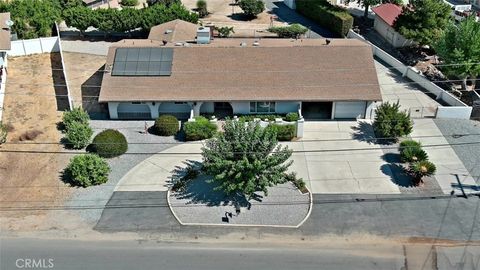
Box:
112 47 173 76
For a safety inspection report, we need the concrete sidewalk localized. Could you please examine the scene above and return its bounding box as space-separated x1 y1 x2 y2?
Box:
411 119 478 195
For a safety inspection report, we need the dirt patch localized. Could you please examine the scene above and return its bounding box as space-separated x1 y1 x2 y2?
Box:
0 53 71 220
62 52 108 117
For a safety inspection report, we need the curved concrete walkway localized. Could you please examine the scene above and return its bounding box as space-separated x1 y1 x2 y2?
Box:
115 143 203 192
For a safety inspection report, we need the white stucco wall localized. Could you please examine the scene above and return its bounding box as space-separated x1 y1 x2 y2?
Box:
117 102 150 113
373 17 415 48
230 101 300 115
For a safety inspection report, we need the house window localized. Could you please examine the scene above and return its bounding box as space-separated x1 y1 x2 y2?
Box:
250 102 275 113
131 102 144 104
174 102 187 105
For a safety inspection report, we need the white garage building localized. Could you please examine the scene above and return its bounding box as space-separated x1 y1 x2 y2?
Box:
99 27 382 121
372 4 415 48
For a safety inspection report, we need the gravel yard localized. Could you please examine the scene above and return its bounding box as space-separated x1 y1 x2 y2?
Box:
63 120 178 224
434 119 480 184
169 179 310 227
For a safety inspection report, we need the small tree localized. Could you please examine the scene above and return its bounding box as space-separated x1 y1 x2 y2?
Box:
268 24 308 38
393 0 451 46
434 16 480 91
65 121 93 149
65 154 110 187
373 101 412 140
196 0 208 18
202 120 293 198
238 0 265 18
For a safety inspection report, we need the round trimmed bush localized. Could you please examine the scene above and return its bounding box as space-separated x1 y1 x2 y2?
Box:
154 115 179 136
284 112 300 122
91 129 128 158
65 154 110 187
184 116 217 141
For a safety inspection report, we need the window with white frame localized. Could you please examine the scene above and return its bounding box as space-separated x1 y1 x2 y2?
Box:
250 102 276 113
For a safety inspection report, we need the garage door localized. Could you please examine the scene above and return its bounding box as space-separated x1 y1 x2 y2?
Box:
334 102 366 119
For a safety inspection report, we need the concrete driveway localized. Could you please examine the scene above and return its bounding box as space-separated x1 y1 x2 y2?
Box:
115 121 401 194
288 121 401 194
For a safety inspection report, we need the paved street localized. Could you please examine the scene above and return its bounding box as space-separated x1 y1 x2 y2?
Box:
2 238 479 270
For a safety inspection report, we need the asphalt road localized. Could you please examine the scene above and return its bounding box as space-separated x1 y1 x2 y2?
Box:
1 238 406 270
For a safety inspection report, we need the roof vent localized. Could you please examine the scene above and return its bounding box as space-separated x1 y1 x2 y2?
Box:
175 42 183 46
162 40 168 46
196 27 211 44
165 29 173 34
325 39 331 45
240 42 247 47
252 40 260 46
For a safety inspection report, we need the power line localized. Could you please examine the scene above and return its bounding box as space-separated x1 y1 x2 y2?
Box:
1 141 479 155
3 133 480 146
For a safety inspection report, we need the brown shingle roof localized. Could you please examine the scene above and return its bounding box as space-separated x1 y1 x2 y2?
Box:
99 38 382 103
0 13 11 51
148 19 199 43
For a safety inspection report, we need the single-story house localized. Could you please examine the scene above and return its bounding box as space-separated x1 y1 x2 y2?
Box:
372 3 415 48
99 25 382 121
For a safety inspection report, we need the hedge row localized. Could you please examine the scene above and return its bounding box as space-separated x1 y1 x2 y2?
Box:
266 124 296 141
63 3 198 34
295 0 353 37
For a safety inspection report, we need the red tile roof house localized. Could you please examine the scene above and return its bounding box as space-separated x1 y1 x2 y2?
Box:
99 20 382 121
372 3 416 48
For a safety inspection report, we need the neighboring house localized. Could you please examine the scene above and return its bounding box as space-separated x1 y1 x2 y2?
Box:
99 21 382 121
148 19 199 43
443 0 480 22
372 4 415 48
0 12 11 121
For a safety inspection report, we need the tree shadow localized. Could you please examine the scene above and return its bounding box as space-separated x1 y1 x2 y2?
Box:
381 163 414 188
50 53 70 111
227 13 258 22
169 160 251 208
351 121 377 144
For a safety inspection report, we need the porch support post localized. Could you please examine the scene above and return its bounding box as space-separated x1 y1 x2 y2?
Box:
298 102 303 118
147 102 160 119
108 102 119 119
193 101 203 117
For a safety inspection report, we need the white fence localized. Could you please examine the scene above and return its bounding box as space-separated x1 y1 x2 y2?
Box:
347 30 472 119
8 37 60 57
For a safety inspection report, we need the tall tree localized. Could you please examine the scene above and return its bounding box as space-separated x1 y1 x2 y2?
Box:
344 0 403 19
434 16 480 91
393 0 451 46
201 120 293 198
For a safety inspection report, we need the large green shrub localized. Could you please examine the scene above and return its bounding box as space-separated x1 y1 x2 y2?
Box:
196 0 208 18
284 112 300 122
91 129 128 158
268 24 308 38
65 154 110 187
184 116 217 141
65 121 93 149
63 2 198 34
120 0 138 6
238 114 284 122
0 0 62 39
238 0 265 18
295 0 353 37
266 124 296 141
62 107 90 130
154 115 179 136
373 102 412 140
0 122 8 144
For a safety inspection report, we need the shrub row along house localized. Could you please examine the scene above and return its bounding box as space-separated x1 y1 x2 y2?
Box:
99 20 382 120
